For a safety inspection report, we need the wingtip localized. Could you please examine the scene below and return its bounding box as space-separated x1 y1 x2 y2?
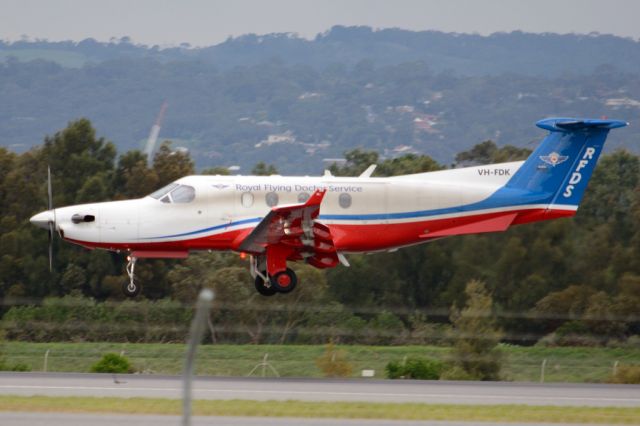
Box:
305 188 327 205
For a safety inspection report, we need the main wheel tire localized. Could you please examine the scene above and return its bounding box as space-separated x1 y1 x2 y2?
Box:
254 274 276 296
122 279 141 298
270 268 297 293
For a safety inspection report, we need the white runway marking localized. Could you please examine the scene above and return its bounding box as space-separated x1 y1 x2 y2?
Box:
1 384 639 404
1 373 639 407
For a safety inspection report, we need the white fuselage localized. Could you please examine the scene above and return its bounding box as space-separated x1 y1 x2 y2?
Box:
41 161 564 255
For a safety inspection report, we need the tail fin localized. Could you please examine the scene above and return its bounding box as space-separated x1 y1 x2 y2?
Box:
505 118 628 208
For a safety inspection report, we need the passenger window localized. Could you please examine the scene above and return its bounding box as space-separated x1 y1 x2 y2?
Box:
339 193 352 209
171 185 196 203
297 192 310 203
265 192 279 207
241 192 254 208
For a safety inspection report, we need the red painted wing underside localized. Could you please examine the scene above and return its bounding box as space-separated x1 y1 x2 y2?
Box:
238 189 340 268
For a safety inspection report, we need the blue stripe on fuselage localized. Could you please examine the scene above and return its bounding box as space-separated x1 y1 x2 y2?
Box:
140 217 261 240
140 186 555 240
321 186 551 221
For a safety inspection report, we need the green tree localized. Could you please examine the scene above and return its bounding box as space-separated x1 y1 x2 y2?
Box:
251 162 278 176
329 149 379 176
152 142 195 187
41 118 116 205
376 153 442 176
270 265 329 344
455 140 530 166
114 150 159 199
532 284 596 332
60 264 86 295
90 353 133 373
449 280 503 380
201 166 231 175
77 174 109 203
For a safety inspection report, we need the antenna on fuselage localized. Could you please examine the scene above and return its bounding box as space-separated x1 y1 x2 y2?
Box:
359 164 377 178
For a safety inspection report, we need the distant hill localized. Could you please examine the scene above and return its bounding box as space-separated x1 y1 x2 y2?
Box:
3 26 640 76
1 27 639 174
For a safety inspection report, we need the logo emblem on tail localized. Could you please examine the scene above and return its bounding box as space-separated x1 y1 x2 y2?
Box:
540 152 568 167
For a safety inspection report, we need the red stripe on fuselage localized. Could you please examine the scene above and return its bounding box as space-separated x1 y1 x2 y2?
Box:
328 208 574 251
64 207 575 254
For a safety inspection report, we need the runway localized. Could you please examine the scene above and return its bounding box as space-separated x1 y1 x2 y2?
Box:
1 372 639 407
0 412 597 426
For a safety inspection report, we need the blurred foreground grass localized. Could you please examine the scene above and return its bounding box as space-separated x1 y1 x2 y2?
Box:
1 396 639 424
5 342 640 382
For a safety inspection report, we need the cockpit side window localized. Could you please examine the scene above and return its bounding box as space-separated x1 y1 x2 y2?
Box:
171 185 195 203
149 183 195 203
149 183 178 200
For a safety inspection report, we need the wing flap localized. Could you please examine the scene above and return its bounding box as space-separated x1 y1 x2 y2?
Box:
238 189 329 255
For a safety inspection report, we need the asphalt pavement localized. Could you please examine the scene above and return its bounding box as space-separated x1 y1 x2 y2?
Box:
1 372 639 407
0 412 605 426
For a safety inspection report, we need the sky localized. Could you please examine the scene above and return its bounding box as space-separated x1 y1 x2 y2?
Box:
2 0 640 47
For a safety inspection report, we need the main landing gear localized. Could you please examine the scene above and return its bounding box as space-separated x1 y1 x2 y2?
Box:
122 255 141 297
254 268 298 296
250 256 297 296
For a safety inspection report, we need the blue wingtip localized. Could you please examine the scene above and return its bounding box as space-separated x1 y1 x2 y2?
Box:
536 117 629 132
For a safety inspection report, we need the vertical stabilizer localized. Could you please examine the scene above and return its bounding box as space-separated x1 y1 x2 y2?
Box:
504 118 627 208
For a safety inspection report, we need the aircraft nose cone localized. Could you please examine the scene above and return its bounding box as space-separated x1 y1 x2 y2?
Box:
30 210 54 230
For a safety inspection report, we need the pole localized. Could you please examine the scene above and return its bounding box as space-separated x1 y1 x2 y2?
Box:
540 359 547 383
43 349 50 372
182 289 214 426
262 354 268 378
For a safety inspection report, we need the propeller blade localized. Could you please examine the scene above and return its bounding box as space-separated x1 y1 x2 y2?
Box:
47 165 55 272
47 166 52 211
48 222 53 272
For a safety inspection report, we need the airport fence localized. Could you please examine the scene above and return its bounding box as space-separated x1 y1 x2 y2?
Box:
2 295 639 383
4 340 639 383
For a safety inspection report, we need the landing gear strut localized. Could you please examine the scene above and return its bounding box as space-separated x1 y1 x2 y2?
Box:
122 255 141 297
249 255 297 296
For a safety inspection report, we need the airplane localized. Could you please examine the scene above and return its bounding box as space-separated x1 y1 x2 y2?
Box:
30 117 628 297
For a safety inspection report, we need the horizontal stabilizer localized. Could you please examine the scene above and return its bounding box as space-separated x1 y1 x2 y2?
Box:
422 213 517 238
536 118 628 132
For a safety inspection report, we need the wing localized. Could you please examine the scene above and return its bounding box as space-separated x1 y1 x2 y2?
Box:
238 189 339 268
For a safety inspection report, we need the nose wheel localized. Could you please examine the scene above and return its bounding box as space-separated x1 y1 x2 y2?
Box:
122 256 141 297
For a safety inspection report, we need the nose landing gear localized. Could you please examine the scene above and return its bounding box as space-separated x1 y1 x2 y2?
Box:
122 255 141 297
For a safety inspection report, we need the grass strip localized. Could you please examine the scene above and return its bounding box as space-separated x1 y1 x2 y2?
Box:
7 341 640 382
0 395 638 424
